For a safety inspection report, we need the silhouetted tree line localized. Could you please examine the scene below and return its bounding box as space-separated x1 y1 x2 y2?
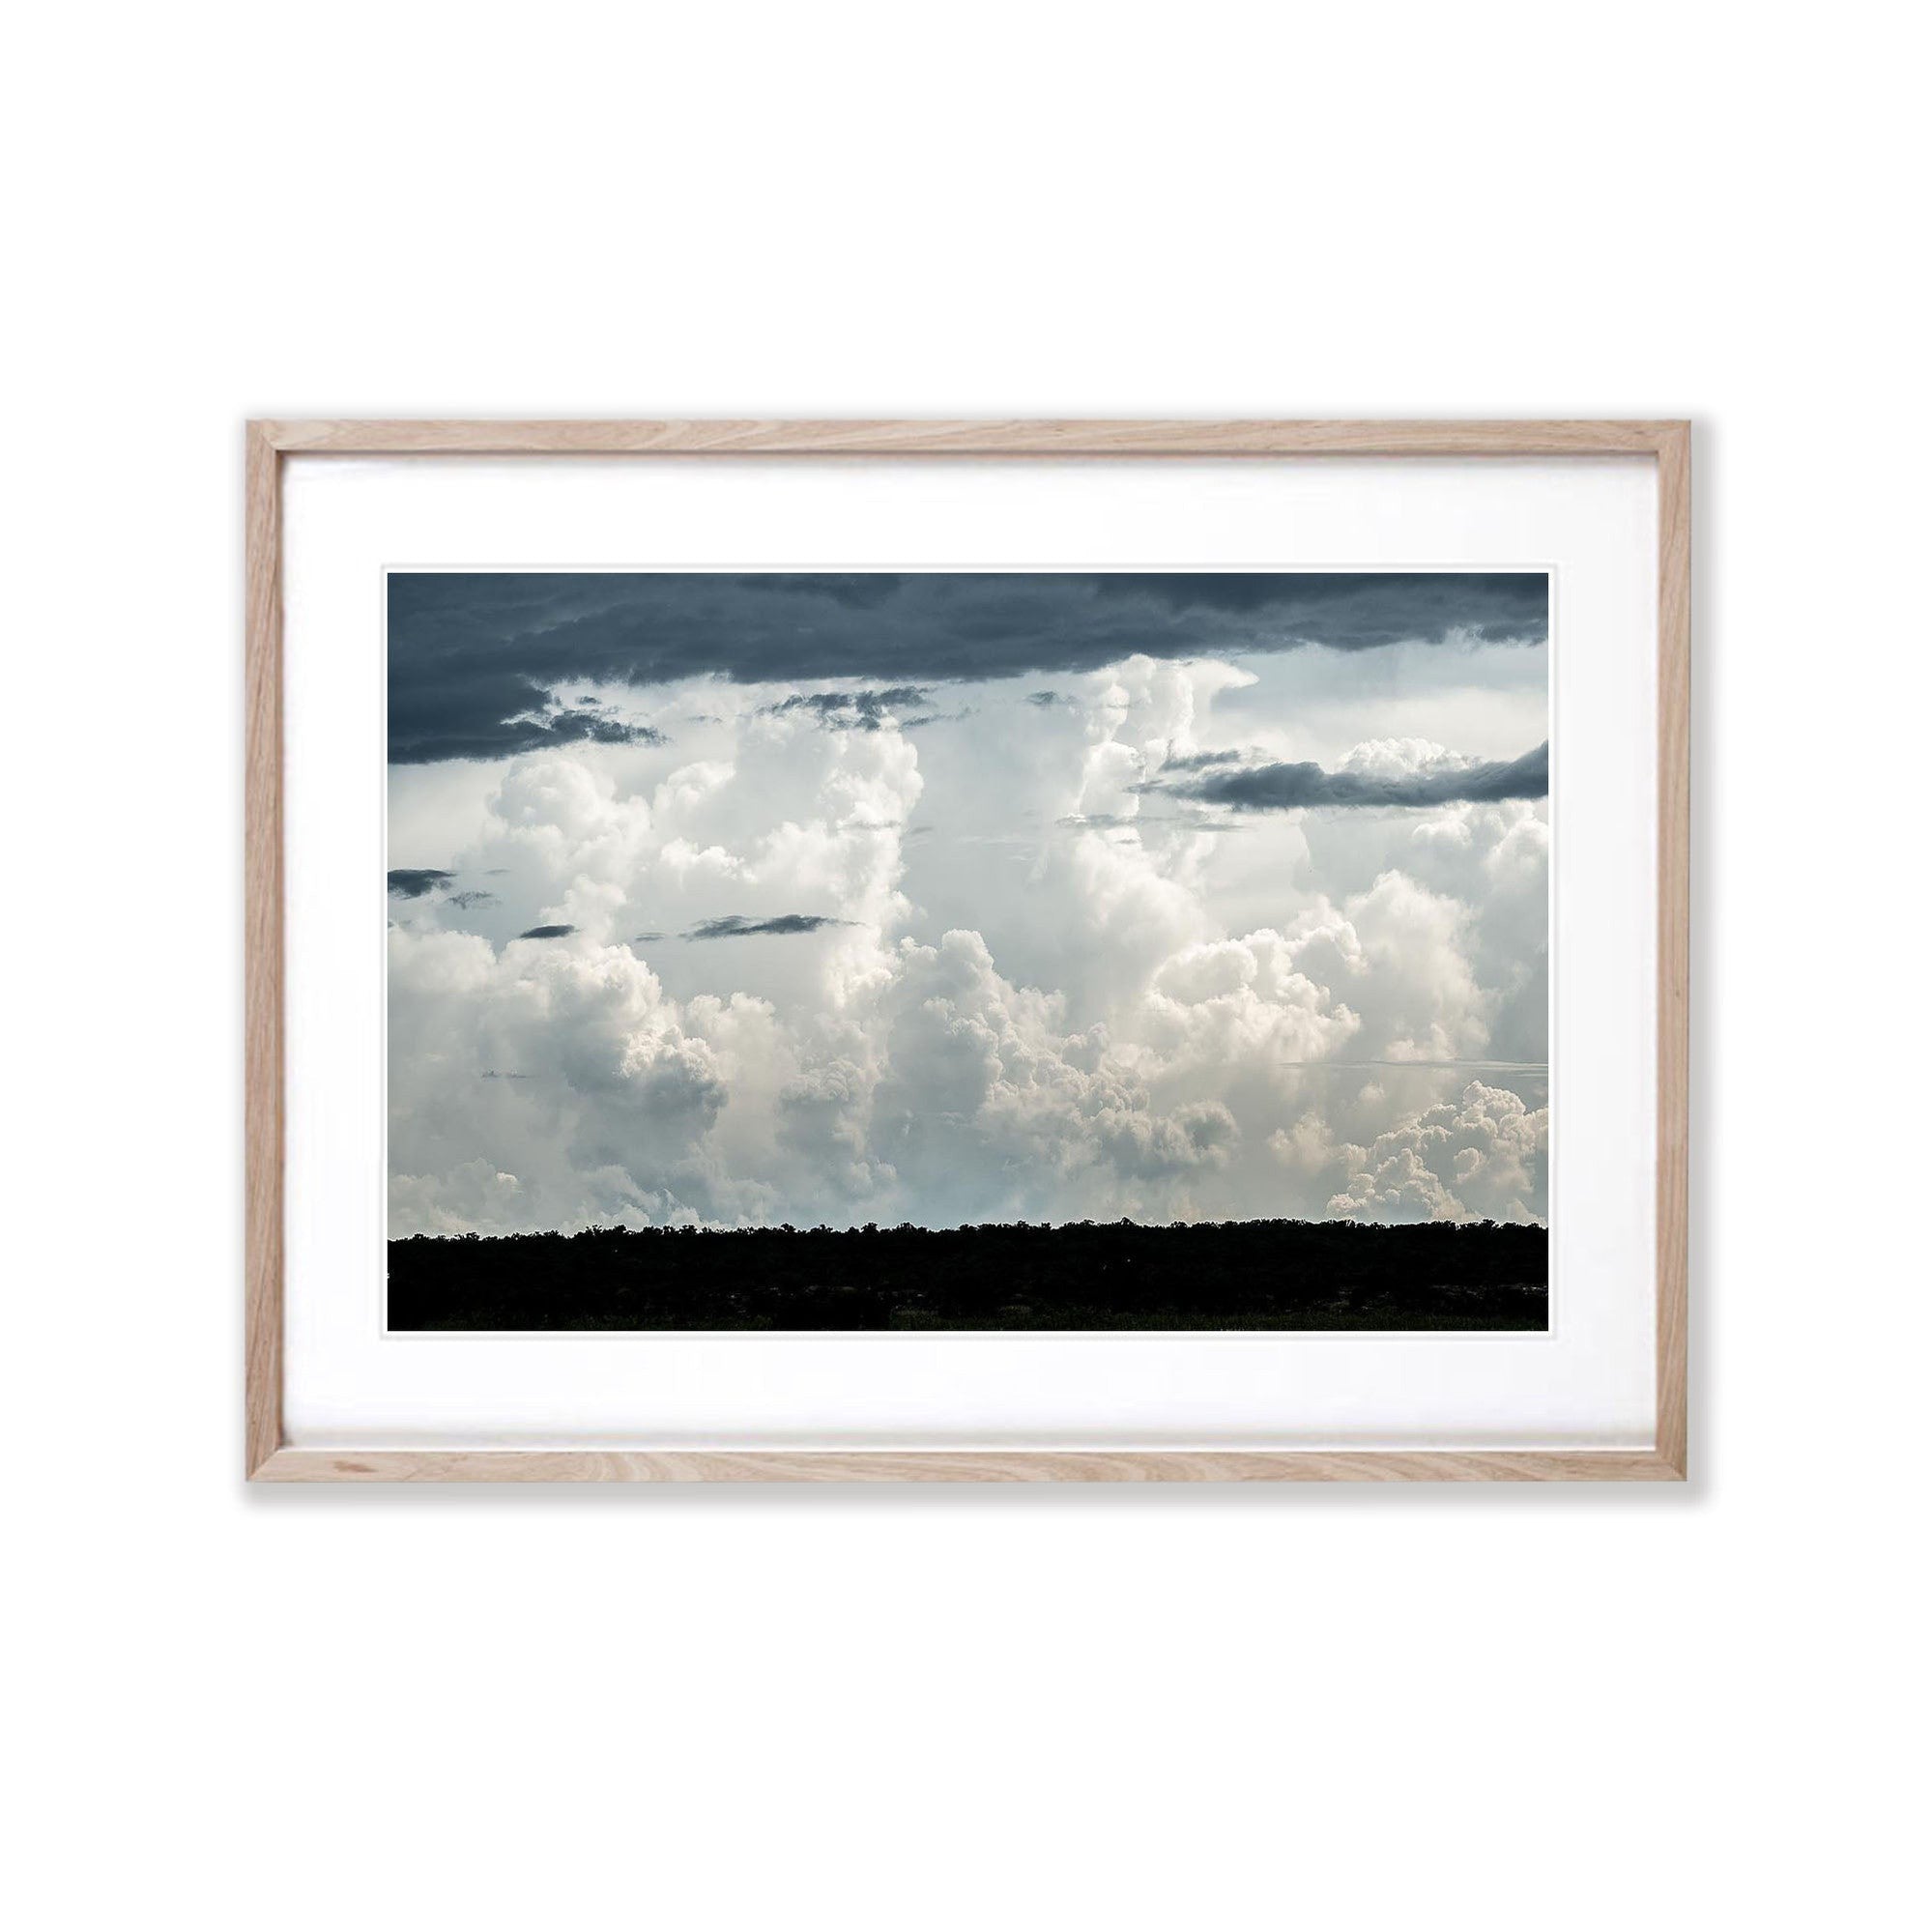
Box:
389 1218 1548 1332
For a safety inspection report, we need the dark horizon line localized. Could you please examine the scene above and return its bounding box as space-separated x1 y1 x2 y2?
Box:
392 1213 1550 1241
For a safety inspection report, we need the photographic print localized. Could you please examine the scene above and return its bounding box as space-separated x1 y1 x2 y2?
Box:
385 570 1550 1332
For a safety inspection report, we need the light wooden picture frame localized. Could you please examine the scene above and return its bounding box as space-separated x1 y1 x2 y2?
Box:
245 419 1688 1483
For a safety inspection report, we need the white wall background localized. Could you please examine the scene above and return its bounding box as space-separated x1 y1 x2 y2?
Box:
8 5 1924 1928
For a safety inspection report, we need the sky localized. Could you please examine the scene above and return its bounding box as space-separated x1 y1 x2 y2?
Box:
387 572 1550 1236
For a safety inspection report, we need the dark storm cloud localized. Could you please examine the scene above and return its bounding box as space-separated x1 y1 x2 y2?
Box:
386 673 669 764
515 923 578 940
387 868 453 898
1088 574 1548 646
447 889 498 910
389 572 1546 764
762 686 930 731
1169 742 1549 811
684 913 851 939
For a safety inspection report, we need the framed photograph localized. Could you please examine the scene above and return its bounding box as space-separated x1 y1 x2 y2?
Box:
246 419 1688 1482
